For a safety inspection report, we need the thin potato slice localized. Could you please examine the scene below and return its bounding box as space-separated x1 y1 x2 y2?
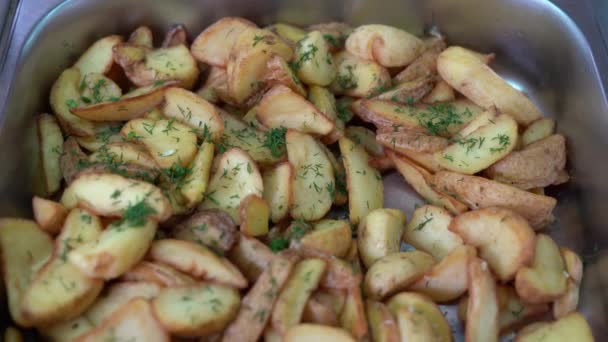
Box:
263 162 294 223
521 118 555 146
152 283 240 337
60 173 171 221
345 126 384 157
287 130 335 220
200 148 263 223
257 85 335 135
284 324 355 342
227 234 276 282
294 31 336 86
162 87 224 141
358 208 406 268
239 194 270 237
330 51 391 98
32 196 68 235
173 209 237 254
88 142 158 169
466 258 499 342
515 312 593 342
300 219 352 258
148 239 247 288
395 308 435 341
121 261 196 287
403 205 463 260
345 24 423 67
264 55 307 96
74 35 123 75
393 36 446 83
191 17 256 67
431 171 557 228
271 258 327 333
181 141 214 207
449 207 535 281
423 80 456 103
366 300 400 342
38 114 64 194
364 251 435 300
339 137 384 224
387 292 452 342
339 287 368 339
438 46 543 125
75 298 169 342
50 68 96 136
85 281 161 325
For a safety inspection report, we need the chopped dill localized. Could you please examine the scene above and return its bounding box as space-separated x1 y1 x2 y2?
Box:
262 127 287 158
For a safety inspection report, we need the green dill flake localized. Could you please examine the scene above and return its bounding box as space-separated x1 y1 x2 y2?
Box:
336 100 353 123
116 199 157 228
322 34 340 48
290 43 319 71
247 162 253 174
417 103 466 136
80 96 92 104
127 131 142 140
80 214 92 224
162 118 178 135
414 215 433 231
443 154 454 162
110 190 122 199
336 64 358 90
91 79 107 103
490 134 510 153
252 35 265 47
326 182 335 200
262 127 287 158
269 238 289 252
65 99 78 109
162 164 192 189
153 80 166 87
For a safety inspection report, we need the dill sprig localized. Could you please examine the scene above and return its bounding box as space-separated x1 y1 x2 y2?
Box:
115 199 157 228
262 127 287 158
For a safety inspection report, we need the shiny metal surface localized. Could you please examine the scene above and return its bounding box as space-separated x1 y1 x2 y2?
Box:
0 0 607 339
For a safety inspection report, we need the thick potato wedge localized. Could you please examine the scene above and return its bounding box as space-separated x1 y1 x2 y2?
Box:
0 219 53 327
449 207 535 281
455 107 499 139
409 245 476 302
339 287 368 339
264 55 307 96
74 35 123 75
286 130 334 220
378 128 449 154
200 148 263 223
60 137 88 184
88 142 158 169
267 22 307 46
345 126 384 157
148 239 247 288
85 281 161 325
435 114 518 174
61 173 172 221
263 162 294 223
438 46 543 125
294 31 336 86
423 80 456 103
393 36 446 83
300 219 352 258
330 51 391 98
284 324 356 342
561 248 583 285
309 86 344 144
345 24 423 67
41 316 94 342
308 22 353 52
55 208 103 257
553 249 583 318
395 148 443 173
521 118 555 146
271 258 327 333
78 72 122 104
191 17 256 67
50 68 96 136
32 196 68 235
395 308 435 341
485 134 567 189
514 312 593 342
173 209 237 253
75 298 169 342
161 24 187 48
121 261 196 286
358 208 406 268
339 137 384 224
120 118 198 168
298 248 362 290
227 234 275 282
198 66 231 104
389 152 467 215
128 26 153 47
152 283 240 337
366 300 400 342
239 194 270 237
257 85 335 135
303 296 338 326
69 219 157 279
387 292 452 342
222 252 299 342
38 114 64 194
431 171 557 228
162 87 224 141
466 258 499 342
181 141 214 207
515 234 567 303
374 76 432 104
364 251 435 300
145 45 201 88
403 205 463 260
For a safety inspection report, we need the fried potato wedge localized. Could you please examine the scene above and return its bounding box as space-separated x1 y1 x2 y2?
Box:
227 234 275 282
55 208 103 254
330 51 391 98
387 292 452 342
515 234 567 303
152 283 240 337
553 249 583 318
88 142 158 169
0 219 53 327
85 281 161 325
339 287 368 339
161 24 187 48
303 296 339 326
438 46 543 125
450 207 535 281
345 24 423 67
455 106 499 138
514 312 593 342
257 85 335 135
191 17 256 67
364 251 435 300
308 22 353 51
423 80 456 103
309 85 344 144
149 239 247 288
403 205 462 260
128 26 153 47
366 300 400 342
358 208 406 268
378 128 449 154
263 162 294 223
345 126 384 157
264 55 307 96
521 118 555 147
38 114 64 194
239 194 270 237
75 298 169 342
272 258 327 333
298 248 362 290
267 22 307 46
41 316 94 342
285 324 356 342
200 148 263 223
181 141 214 207
295 31 336 86
121 261 196 287
395 308 435 341
148 45 200 88
300 219 352 258
561 248 583 285
162 87 224 141
339 137 384 224
393 36 446 83
466 258 499 342
32 196 68 235
173 209 237 253
198 66 231 103
74 35 123 75
60 137 88 184
50 68 97 136
431 171 557 228
61 173 171 221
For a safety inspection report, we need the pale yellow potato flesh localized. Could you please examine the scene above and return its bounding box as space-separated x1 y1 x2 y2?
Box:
74 35 123 75
387 292 452 342
403 205 463 261
191 17 256 67
345 24 424 67
366 300 400 342
85 281 161 325
358 208 406 268
300 219 352 258
466 257 499 342
38 114 64 194
181 141 215 207
262 162 294 223
514 312 593 342
32 196 67 235
295 31 336 86
284 324 356 342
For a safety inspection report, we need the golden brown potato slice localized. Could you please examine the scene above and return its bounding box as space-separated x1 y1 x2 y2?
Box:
128 26 153 47
181 141 215 207
300 219 352 258
339 287 368 339
263 162 294 223
149 239 247 288
199 148 263 223
561 248 583 285
330 51 391 97
514 312 593 342
364 251 435 300
60 173 171 221
387 292 452 342
344 126 384 157
358 208 406 268
309 86 344 144
75 298 169 342
50 68 97 136
147 45 200 89
152 283 240 337
303 296 338 326
227 234 275 282
373 76 434 105
198 66 231 104
298 248 361 290
515 234 567 303
403 205 462 261
345 24 423 67
284 324 356 342
467 257 499 342
449 207 535 281
161 24 187 48
339 137 384 224
121 261 196 287
553 248 583 319
41 315 94 342
395 308 435 341
308 22 353 52
264 55 307 96
454 107 499 139
239 194 270 237
521 118 555 147
60 137 88 184
74 35 123 75
485 134 567 189
438 46 543 126
191 17 257 67
294 31 336 86
85 281 161 325
431 171 557 228
267 22 307 46
378 128 449 154
32 196 68 235
393 36 446 83
423 80 456 103
173 209 237 253
38 114 64 194
88 142 158 169
55 208 103 255
222 252 299 342
366 300 400 342
78 72 122 105
162 87 224 141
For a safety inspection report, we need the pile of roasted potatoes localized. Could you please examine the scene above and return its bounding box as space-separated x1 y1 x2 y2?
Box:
0 16 594 342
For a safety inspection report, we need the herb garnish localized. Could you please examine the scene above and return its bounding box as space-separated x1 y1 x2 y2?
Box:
262 127 287 158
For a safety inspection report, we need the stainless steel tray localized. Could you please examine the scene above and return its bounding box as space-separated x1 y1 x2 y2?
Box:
0 0 607 339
